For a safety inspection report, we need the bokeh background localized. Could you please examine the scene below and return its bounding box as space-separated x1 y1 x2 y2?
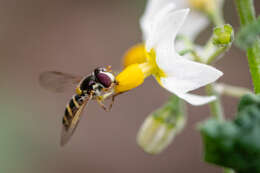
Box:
0 0 259 173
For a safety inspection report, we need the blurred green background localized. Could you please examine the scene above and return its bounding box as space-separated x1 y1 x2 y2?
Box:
0 0 259 172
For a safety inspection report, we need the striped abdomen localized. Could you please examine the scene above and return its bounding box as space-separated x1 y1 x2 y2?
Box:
62 94 86 130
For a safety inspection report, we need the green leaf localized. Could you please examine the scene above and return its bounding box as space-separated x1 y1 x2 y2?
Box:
235 16 260 50
200 94 260 173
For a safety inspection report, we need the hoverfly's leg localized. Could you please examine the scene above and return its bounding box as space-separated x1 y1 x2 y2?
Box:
100 92 114 100
102 82 117 92
108 92 123 110
108 96 115 110
96 92 119 112
109 82 116 90
96 97 110 112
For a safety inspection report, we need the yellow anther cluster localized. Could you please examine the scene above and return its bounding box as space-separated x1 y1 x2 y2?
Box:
115 44 166 93
188 0 216 13
115 64 145 93
123 44 147 67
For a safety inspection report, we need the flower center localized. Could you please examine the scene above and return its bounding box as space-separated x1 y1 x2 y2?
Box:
145 49 166 80
115 44 166 93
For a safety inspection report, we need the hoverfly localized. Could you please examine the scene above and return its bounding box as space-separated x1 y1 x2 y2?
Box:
39 66 119 146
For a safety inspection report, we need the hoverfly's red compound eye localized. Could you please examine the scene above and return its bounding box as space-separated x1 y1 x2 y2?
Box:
94 67 115 88
96 72 113 88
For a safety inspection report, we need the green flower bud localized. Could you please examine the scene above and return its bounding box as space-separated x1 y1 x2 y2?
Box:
213 24 234 47
137 96 186 154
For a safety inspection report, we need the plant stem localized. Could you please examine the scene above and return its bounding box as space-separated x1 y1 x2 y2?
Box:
223 168 235 173
176 35 203 62
235 0 255 26
235 0 260 94
203 3 234 173
203 2 226 121
209 10 225 26
205 84 224 121
247 42 260 94
206 46 228 64
214 83 252 98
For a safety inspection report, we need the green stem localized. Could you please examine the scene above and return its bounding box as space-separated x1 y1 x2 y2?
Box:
247 42 260 94
203 37 216 61
203 3 226 121
205 84 224 121
176 35 194 49
203 31 232 64
223 168 235 173
235 0 255 26
214 83 252 98
177 35 203 62
206 46 228 64
209 10 225 26
235 0 260 94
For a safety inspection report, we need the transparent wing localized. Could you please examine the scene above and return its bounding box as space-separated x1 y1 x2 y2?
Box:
60 94 92 146
39 71 82 93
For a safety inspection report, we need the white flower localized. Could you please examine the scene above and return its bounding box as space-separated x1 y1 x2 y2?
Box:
142 1 223 105
141 0 209 42
140 0 210 63
115 0 223 105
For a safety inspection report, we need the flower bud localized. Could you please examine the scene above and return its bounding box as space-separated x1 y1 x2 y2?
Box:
213 24 234 47
137 96 186 154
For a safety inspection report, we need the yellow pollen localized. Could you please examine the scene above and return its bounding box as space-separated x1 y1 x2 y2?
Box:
123 44 147 67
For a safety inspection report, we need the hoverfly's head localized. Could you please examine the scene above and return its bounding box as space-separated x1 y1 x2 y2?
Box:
94 67 115 88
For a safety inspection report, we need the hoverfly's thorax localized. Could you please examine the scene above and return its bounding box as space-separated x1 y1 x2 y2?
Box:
80 76 95 90
76 75 96 95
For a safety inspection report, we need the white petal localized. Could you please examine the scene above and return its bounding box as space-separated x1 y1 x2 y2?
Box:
179 11 209 41
140 0 176 41
158 56 223 93
146 9 190 51
174 92 216 105
171 0 209 40
144 5 176 50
